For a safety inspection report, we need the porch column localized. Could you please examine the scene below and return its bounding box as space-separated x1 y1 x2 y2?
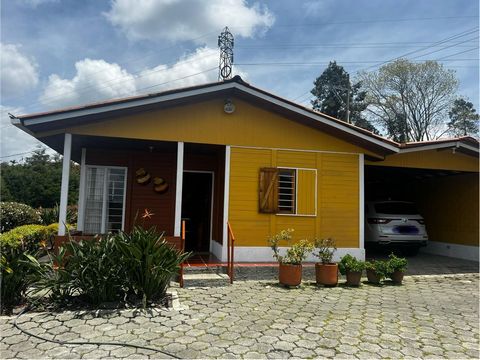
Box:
222 145 231 261
58 133 72 236
174 142 184 237
359 153 365 259
76 148 86 232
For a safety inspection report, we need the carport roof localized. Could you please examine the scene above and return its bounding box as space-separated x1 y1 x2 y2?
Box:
399 137 479 157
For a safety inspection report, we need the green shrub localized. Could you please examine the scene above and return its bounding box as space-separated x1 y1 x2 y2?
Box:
0 251 42 312
387 253 408 273
39 205 78 226
365 260 389 281
114 226 190 307
37 226 189 307
313 238 337 264
38 236 126 305
268 229 313 265
0 202 42 233
338 254 365 275
0 224 49 252
0 227 44 313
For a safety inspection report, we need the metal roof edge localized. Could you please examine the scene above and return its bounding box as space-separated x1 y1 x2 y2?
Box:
15 77 401 153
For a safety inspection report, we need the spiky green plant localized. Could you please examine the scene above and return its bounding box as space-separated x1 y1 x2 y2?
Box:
114 226 190 307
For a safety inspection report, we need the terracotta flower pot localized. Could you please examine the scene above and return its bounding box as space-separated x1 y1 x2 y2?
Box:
315 263 338 286
391 270 405 284
366 269 381 284
279 263 302 286
345 270 362 286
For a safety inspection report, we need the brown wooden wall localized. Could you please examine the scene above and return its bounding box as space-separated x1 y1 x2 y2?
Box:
86 148 176 235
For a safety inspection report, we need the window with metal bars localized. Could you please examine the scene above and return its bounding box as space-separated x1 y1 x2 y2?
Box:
278 169 296 214
83 166 127 234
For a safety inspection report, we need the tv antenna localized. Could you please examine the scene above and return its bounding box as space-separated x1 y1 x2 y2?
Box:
218 27 234 81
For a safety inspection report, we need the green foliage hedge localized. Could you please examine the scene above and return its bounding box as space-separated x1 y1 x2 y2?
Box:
0 202 42 233
39 205 78 226
37 226 190 307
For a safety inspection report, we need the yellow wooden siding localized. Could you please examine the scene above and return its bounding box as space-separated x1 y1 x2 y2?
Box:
229 147 359 248
366 150 478 172
296 169 316 215
414 173 479 247
62 98 377 156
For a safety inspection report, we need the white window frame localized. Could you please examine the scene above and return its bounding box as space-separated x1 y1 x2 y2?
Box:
82 165 128 234
276 166 317 217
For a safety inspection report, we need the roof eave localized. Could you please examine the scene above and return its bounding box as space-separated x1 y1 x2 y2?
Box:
15 79 400 155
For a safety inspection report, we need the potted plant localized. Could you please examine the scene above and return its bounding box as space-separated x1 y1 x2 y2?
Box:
269 229 313 287
313 238 338 286
338 254 365 286
365 260 388 284
387 253 408 284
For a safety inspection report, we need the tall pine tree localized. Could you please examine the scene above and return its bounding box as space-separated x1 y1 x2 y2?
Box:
447 98 479 137
310 61 377 133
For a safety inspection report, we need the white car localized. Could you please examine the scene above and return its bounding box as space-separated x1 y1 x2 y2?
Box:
365 201 428 255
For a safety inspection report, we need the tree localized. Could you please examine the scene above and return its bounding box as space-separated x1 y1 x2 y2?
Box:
0 147 79 208
310 61 377 133
358 59 458 142
447 98 479 137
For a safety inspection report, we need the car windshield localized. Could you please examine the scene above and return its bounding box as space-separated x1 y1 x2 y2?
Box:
374 202 418 215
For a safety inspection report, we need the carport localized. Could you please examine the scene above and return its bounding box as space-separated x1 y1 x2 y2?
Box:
365 137 479 262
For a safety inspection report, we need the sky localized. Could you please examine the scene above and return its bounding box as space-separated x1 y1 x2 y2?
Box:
1 0 478 161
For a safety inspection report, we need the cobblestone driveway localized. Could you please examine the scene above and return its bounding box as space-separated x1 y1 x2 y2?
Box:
1 274 479 359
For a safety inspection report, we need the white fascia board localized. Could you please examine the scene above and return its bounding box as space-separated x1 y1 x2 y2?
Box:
10 117 36 137
399 141 479 154
19 82 398 153
21 82 238 127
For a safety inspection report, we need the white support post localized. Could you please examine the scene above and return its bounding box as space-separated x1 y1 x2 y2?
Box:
174 142 184 237
222 145 231 262
58 133 72 236
359 153 365 259
76 148 87 232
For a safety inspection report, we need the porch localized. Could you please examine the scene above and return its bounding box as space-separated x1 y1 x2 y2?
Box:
54 133 231 262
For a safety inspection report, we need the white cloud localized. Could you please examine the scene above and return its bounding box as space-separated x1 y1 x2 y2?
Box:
135 47 219 91
0 105 46 161
40 58 137 108
0 43 39 98
39 47 247 109
105 0 274 42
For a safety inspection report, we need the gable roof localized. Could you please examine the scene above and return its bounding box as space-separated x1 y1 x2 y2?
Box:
11 76 479 157
11 76 398 156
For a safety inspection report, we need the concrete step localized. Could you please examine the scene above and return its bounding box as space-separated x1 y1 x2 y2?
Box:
183 265 227 274
182 272 230 287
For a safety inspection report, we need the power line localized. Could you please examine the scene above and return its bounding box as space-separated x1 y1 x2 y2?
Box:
133 67 217 94
289 28 479 105
0 150 37 159
359 27 478 71
3 30 219 105
236 59 477 66
436 47 480 60
231 15 479 29
409 36 479 60
28 52 218 111
236 42 477 50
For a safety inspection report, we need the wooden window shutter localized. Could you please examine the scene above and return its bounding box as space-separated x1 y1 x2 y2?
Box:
259 167 279 213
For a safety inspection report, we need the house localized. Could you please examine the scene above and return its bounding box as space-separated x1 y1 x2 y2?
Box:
12 76 479 262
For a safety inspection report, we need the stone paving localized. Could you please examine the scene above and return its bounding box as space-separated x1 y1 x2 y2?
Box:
1 272 479 359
